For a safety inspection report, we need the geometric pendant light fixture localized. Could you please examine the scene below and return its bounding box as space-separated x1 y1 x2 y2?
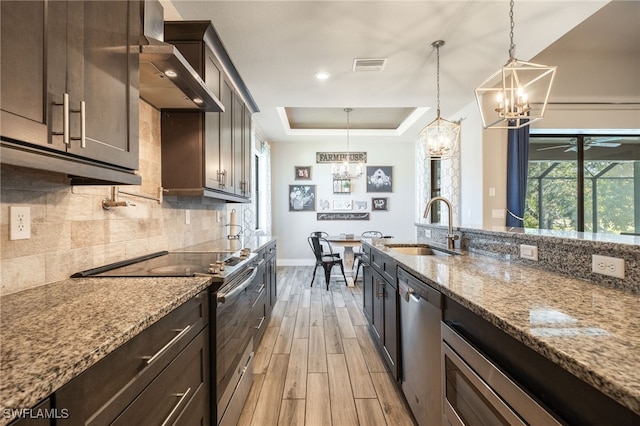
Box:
475 0 556 129
419 40 460 160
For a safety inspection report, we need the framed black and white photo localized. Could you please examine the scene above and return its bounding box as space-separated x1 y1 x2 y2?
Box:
295 166 311 180
372 197 388 211
366 166 393 192
289 185 316 211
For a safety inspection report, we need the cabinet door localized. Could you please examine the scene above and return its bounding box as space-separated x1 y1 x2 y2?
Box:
204 47 222 188
362 264 374 324
231 94 243 195
383 279 399 379
1 0 66 150
219 78 233 191
65 0 139 170
241 106 252 197
371 271 384 345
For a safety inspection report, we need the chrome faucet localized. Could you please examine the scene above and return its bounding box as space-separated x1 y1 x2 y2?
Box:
226 224 243 240
423 196 459 250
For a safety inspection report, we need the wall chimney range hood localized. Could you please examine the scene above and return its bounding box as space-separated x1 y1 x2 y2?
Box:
139 0 224 112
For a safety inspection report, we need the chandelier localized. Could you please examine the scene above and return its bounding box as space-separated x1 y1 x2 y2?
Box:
332 108 364 179
419 40 460 160
474 0 556 129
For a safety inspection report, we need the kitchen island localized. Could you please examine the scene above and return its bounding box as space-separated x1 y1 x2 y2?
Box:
363 238 640 422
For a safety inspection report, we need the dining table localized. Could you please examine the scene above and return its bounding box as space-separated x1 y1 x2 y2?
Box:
326 235 362 287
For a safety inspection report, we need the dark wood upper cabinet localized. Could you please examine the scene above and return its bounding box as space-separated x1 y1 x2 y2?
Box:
0 0 140 185
161 21 258 202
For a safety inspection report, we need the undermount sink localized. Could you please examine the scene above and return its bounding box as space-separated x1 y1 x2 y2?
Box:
385 244 454 256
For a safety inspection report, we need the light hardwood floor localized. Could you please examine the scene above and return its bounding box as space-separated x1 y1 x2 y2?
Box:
238 266 415 425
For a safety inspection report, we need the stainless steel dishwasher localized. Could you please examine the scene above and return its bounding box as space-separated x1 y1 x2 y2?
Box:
398 267 443 426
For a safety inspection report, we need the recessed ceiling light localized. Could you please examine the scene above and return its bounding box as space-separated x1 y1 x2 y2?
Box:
193 98 203 104
164 70 177 78
314 71 331 81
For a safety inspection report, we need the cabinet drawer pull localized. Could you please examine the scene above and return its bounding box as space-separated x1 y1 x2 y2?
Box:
160 387 191 426
255 284 266 294
254 316 266 330
144 325 191 365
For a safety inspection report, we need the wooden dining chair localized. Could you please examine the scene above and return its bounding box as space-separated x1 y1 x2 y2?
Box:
308 236 347 290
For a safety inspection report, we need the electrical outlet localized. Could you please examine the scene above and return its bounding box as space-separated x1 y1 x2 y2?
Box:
592 254 625 279
520 244 538 261
185 210 191 225
492 209 505 219
424 229 432 238
9 206 31 240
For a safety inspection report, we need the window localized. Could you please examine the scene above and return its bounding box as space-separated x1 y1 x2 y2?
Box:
429 159 442 223
527 135 640 234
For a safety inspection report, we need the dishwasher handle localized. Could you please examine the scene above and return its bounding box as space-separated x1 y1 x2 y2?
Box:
398 269 442 309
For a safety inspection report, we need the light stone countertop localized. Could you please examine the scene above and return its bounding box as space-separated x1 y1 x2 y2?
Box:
366 238 640 417
0 236 277 423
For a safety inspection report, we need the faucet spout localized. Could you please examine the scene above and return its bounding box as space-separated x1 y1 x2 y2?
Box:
423 196 459 250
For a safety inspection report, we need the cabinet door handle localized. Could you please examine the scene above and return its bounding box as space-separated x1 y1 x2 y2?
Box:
144 325 191 365
255 283 266 294
70 101 86 148
160 387 192 426
53 93 70 145
254 316 266 330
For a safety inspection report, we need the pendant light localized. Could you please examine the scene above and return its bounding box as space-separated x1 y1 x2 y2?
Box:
419 40 460 160
474 0 556 129
332 108 364 179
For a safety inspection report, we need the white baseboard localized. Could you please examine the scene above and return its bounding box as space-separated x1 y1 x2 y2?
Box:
277 259 316 266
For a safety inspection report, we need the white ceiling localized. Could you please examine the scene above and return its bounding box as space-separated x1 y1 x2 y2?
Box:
164 0 632 145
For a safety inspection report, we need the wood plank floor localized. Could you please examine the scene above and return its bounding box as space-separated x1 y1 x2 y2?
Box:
239 266 415 425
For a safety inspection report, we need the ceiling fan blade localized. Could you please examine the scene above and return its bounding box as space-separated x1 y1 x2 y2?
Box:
536 145 573 151
587 136 623 143
589 142 621 148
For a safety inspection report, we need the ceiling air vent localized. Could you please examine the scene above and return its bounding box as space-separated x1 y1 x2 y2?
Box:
352 58 387 72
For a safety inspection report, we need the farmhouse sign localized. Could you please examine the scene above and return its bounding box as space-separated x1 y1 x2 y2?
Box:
316 152 367 164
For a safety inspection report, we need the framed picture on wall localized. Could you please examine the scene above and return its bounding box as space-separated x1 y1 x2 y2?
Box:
354 201 367 210
289 185 316 211
295 166 311 180
372 197 388 211
366 166 393 192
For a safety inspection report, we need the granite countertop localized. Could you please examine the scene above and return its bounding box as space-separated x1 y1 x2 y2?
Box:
366 238 640 416
0 236 277 421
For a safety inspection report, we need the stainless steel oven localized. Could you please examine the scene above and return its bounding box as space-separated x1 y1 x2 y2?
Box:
214 258 264 426
441 322 563 426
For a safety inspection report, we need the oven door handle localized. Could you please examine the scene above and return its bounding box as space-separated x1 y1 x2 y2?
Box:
217 261 262 304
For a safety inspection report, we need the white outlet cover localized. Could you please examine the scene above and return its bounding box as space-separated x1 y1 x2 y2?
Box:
9 206 31 240
520 244 538 261
592 254 625 279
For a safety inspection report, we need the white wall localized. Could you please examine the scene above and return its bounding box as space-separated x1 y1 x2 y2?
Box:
271 140 416 264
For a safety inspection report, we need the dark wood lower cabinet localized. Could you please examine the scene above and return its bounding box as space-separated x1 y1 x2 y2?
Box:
362 254 399 381
55 291 209 425
112 329 209 425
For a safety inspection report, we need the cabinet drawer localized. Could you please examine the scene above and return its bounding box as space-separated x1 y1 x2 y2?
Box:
7 398 53 426
56 291 208 425
112 328 209 426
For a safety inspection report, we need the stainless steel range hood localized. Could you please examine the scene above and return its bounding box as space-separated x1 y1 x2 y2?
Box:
139 0 224 112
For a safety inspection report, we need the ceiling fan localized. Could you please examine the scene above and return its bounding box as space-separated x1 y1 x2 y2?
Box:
536 137 623 152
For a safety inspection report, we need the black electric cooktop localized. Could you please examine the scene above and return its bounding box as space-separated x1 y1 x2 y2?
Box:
72 251 250 278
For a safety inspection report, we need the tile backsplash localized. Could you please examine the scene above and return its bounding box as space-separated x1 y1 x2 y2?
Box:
0 100 227 295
